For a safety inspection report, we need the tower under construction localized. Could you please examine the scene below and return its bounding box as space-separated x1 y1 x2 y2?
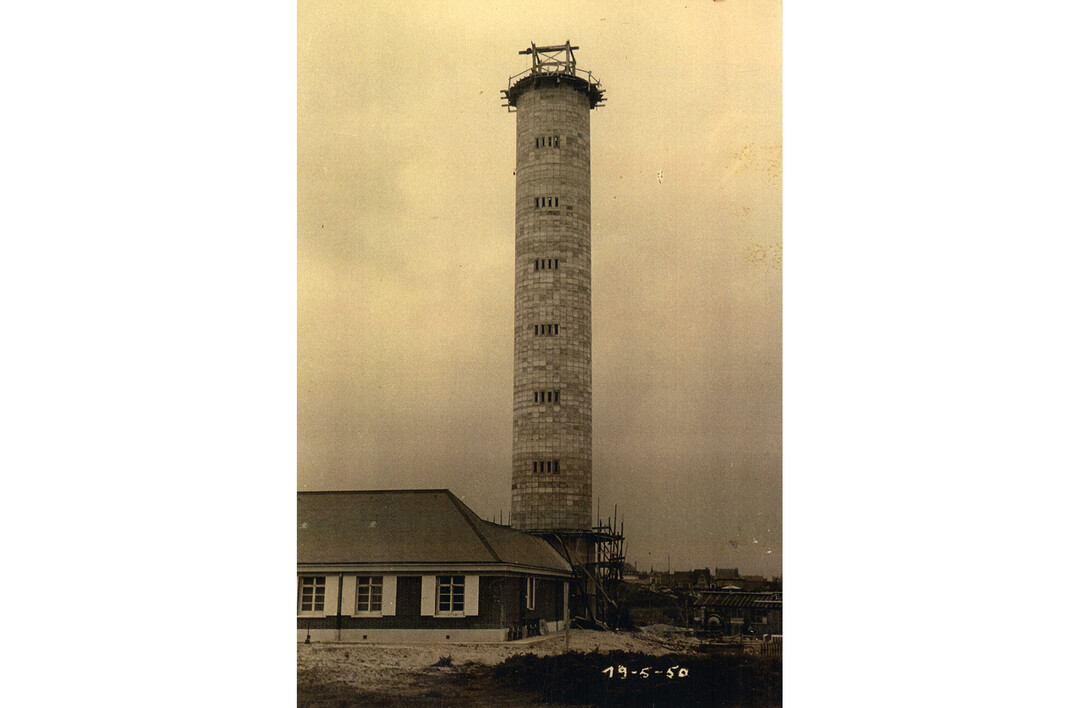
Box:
504 42 603 533
502 43 623 626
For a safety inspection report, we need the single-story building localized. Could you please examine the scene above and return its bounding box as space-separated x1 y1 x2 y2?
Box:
298 489 574 642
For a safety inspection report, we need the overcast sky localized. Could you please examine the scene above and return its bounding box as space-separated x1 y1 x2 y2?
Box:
298 0 782 577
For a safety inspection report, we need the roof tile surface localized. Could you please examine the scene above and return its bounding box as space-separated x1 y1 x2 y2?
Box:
298 490 572 574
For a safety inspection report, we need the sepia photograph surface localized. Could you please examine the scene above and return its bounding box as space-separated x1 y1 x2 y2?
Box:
298 1 781 704
10 3 1076 707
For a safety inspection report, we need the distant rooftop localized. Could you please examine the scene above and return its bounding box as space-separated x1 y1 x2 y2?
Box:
694 591 783 610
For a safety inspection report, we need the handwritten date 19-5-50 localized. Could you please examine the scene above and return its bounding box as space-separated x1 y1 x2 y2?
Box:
601 665 689 680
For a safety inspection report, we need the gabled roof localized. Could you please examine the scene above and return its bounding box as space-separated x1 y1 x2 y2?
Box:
297 489 573 575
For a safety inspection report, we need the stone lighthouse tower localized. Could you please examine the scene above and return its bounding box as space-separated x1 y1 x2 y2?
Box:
502 43 605 534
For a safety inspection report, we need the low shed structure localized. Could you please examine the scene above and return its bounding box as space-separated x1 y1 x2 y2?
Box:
298 490 574 642
694 590 783 636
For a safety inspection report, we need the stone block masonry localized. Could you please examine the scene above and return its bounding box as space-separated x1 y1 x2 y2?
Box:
511 82 594 532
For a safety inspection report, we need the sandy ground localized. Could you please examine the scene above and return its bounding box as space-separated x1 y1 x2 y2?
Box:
300 628 701 668
297 629 716 706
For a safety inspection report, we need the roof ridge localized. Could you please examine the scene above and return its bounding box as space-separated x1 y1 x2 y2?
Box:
443 491 503 563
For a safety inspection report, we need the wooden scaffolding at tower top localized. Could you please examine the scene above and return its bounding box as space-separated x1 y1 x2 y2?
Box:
519 41 579 75
501 40 606 111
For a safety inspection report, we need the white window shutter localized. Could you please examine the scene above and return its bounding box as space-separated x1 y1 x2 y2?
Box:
322 575 340 618
340 575 356 616
420 575 436 616
382 576 397 616
464 575 479 616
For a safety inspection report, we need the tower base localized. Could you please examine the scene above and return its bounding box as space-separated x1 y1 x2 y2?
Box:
537 521 625 628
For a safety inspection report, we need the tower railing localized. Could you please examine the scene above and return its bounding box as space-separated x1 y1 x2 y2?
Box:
505 64 603 94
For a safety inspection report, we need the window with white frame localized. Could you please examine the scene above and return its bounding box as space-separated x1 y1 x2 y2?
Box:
526 577 536 611
356 576 383 613
299 576 325 613
436 575 466 615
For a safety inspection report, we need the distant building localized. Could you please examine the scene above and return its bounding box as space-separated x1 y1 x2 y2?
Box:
297 490 573 642
694 590 783 635
654 568 712 589
732 575 782 592
713 568 740 583
709 569 781 592
685 569 713 588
